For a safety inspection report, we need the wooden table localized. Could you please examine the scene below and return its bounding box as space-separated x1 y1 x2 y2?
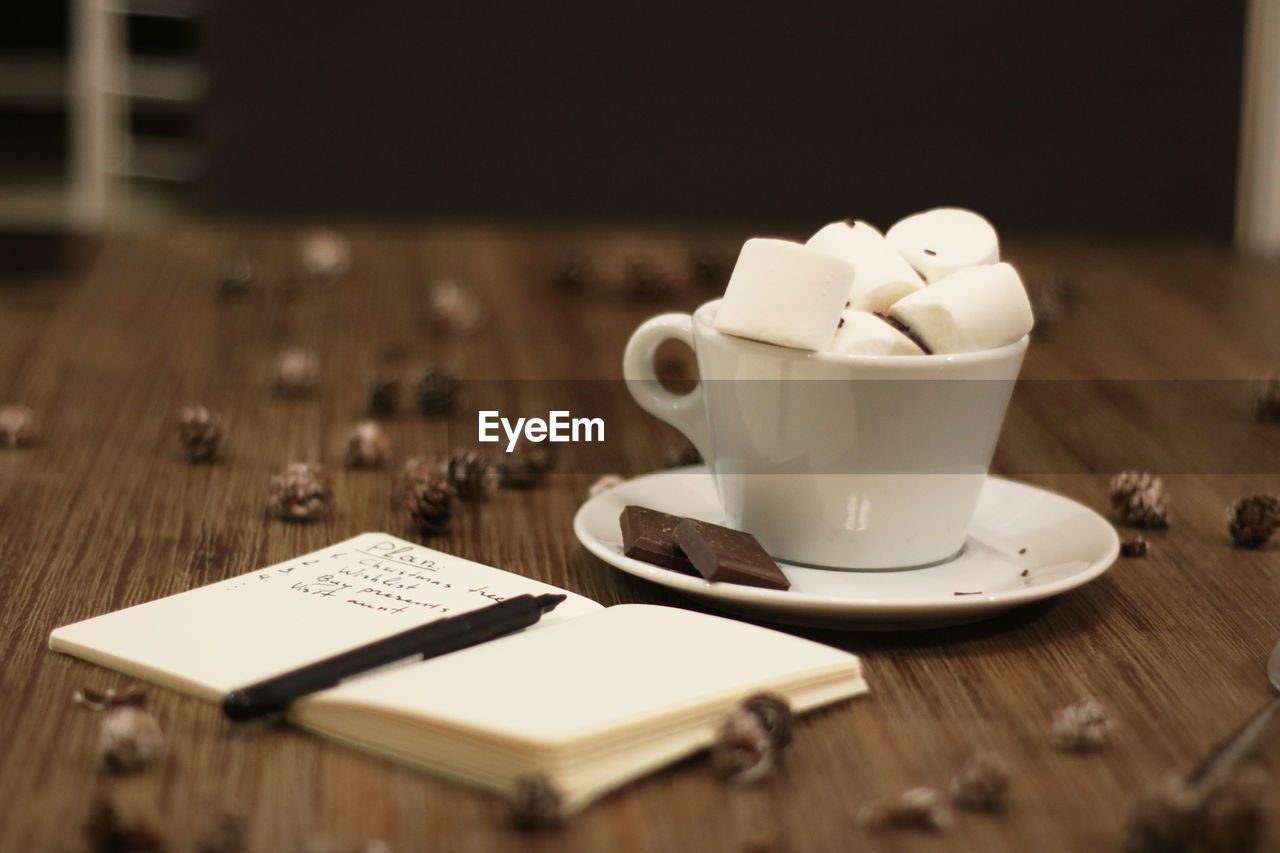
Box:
2 225 1279 852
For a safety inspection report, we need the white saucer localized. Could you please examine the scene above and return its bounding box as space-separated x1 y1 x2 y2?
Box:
573 467 1119 629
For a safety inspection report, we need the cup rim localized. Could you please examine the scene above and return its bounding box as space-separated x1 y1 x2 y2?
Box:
691 298 1029 365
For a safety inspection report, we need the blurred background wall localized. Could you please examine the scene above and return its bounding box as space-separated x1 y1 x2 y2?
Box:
0 0 1253 237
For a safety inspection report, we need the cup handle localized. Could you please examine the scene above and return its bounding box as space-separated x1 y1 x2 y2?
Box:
622 313 711 464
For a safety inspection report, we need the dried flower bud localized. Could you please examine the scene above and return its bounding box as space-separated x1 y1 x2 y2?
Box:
217 251 256 297
73 686 147 711
741 693 793 751
415 367 461 416
366 375 400 417
588 474 624 498
84 794 165 853
97 706 165 773
443 449 498 501
1227 494 1280 549
428 279 486 334
1252 370 1280 422
0 403 37 448
300 230 350 280
1052 697 1111 751
343 421 390 469
267 463 332 522
710 707 775 784
499 438 557 488
1109 470 1169 528
949 750 1010 811
665 441 702 469
859 787 953 832
178 405 226 463
402 474 455 535
1120 537 1150 558
508 774 564 832
274 348 320 397
196 813 246 853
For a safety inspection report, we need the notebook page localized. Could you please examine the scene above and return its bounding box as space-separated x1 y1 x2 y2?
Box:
301 603 864 749
49 533 602 697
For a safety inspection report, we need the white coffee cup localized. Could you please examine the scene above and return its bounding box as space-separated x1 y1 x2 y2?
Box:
623 299 1028 569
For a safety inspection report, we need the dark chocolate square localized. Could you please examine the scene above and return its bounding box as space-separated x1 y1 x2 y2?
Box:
619 506 696 574
674 519 790 590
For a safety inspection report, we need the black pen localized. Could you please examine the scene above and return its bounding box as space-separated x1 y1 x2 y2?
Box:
221 592 567 721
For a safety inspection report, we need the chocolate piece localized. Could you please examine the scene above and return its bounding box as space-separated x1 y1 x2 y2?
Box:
620 506 695 573
674 519 790 590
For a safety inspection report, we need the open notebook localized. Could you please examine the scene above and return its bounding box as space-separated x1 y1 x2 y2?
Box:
50 533 867 811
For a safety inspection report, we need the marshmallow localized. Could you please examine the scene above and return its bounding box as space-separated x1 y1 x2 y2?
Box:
885 208 999 283
806 220 925 313
713 238 853 351
828 310 925 356
887 262 1033 354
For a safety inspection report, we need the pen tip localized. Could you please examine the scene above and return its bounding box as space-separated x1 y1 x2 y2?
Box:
537 593 568 613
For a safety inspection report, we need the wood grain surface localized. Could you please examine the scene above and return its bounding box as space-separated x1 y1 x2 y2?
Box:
1 225 1279 852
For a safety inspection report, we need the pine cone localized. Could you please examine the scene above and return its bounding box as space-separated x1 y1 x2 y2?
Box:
0 403 37 448
1109 470 1169 528
267 463 332 522
366 375 400 417
500 438 558 488
97 707 165 774
177 405 226 462
1252 370 1280 422
1123 775 1203 853
1123 770 1266 853
1227 494 1280 548
416 367 460 416
1053 697 1111 751
710 707 775 784
402 474 455 535
741 693 793 751
274 347 320 396
343 421 389 469
443 449 498 500
949 750 1010 811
